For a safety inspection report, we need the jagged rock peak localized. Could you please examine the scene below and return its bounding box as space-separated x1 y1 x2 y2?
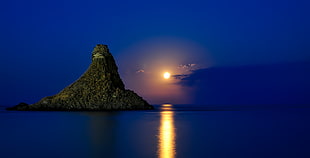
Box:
92 44 109 60
7 44 154 111
87 44 125 90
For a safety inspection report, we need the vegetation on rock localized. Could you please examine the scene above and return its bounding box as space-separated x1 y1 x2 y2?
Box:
8 44 153 111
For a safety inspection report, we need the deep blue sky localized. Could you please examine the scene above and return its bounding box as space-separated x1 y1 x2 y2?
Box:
0 0 309 105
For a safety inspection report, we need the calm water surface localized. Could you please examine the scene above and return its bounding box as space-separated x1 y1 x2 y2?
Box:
0 104 309 158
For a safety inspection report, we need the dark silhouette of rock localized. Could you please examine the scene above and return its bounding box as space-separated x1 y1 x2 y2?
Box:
7 44 153 111
6 102 29 110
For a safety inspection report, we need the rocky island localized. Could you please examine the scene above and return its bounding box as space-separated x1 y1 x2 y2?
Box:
7 44 153 111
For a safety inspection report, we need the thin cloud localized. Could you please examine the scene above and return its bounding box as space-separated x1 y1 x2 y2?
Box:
136 69 145 73
177 63 197 72
172 74 189 80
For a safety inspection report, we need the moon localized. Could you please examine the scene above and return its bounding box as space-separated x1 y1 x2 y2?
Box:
163 72 171 79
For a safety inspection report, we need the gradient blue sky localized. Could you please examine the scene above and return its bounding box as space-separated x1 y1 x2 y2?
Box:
0 0 309 105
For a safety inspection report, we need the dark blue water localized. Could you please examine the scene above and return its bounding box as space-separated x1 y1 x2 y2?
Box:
0 104 309 158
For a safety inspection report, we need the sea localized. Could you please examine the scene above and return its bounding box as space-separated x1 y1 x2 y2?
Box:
0 104 309 158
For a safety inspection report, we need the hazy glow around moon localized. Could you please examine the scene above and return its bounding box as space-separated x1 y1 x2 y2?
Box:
163 72 171 79
118 37 212 104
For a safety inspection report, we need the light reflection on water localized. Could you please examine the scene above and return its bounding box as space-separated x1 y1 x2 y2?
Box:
1 106 310 158
158 104 176 158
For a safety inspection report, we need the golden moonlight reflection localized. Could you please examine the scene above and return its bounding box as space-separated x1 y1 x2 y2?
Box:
158 104 176 158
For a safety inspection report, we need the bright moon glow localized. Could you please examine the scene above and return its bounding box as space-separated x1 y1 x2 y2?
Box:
163 72 171 79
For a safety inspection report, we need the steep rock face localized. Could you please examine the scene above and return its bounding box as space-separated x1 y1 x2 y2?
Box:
8 44 153 111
